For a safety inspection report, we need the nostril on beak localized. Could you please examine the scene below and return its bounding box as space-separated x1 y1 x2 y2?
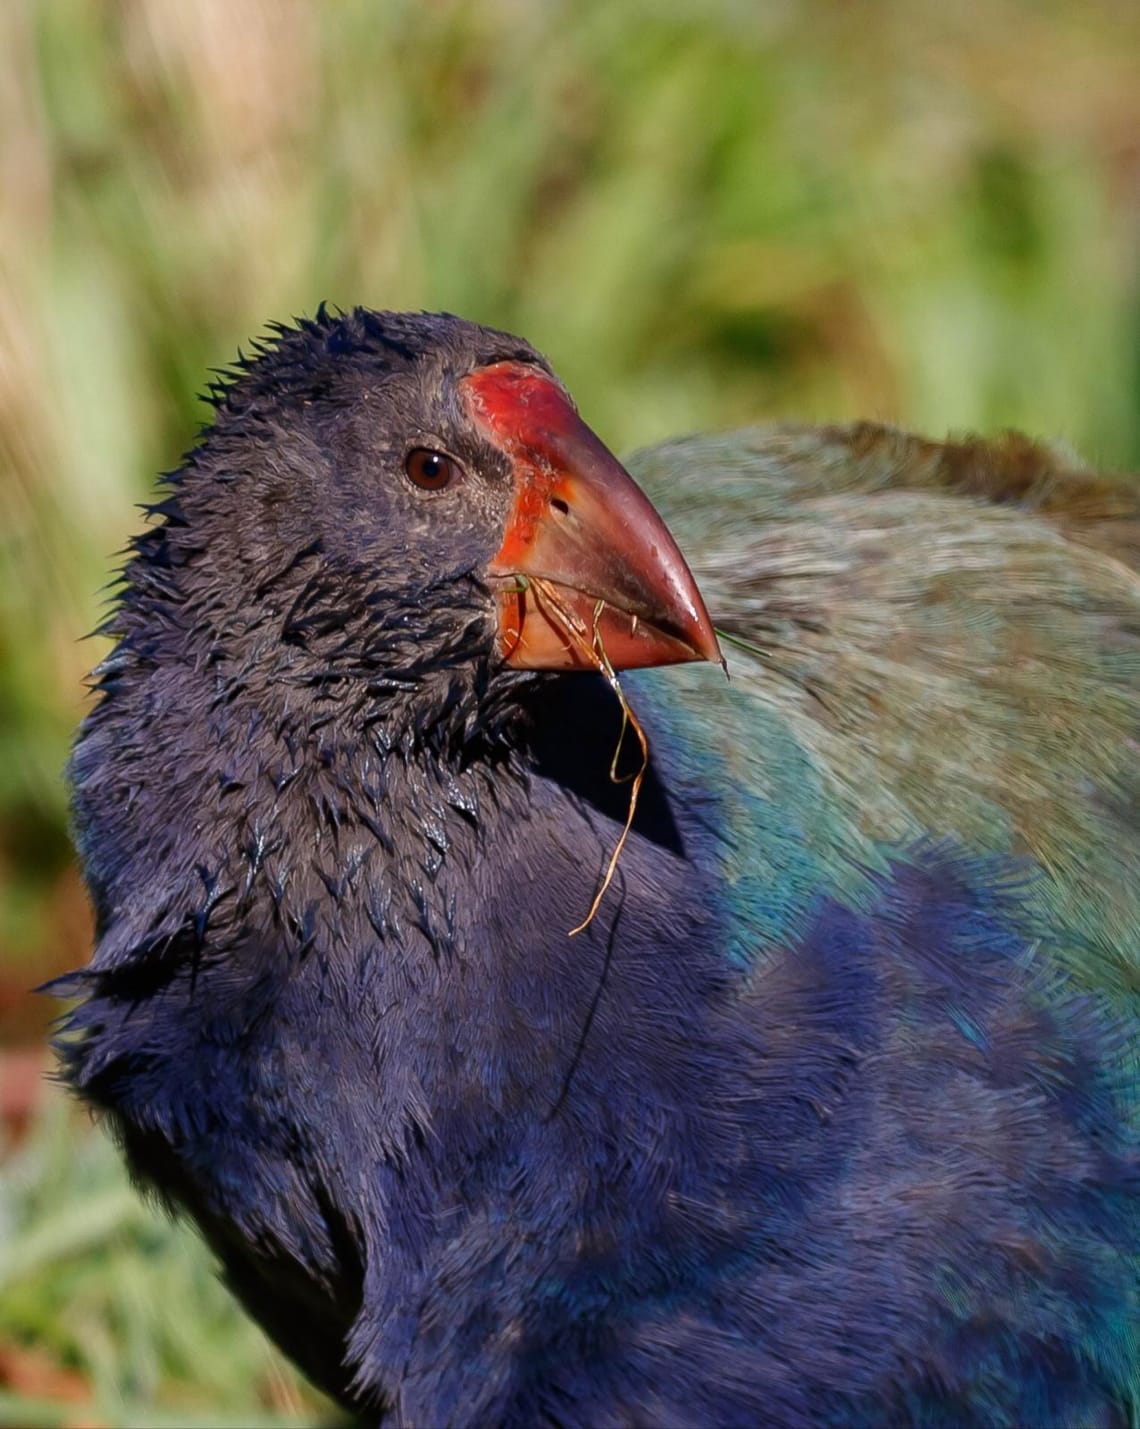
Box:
549 496 570 517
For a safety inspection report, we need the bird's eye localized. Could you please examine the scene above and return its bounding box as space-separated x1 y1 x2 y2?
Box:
405 448 459 492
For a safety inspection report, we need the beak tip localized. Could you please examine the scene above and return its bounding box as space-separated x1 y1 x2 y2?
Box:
684 603 723 670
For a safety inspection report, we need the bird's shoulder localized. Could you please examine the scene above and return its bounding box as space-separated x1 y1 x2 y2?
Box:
627 420 1140 1001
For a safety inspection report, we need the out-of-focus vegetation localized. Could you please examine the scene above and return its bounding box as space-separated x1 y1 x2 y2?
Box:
0 1095 330 1427
1 0 1138 1423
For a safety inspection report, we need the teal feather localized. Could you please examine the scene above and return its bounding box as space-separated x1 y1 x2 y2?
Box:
620 420 1140 1416
628 422 1140 1002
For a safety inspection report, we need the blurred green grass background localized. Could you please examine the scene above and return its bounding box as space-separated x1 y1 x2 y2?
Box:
1 0 1138 1423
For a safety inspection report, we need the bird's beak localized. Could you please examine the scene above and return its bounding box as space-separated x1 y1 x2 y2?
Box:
461 362 721 671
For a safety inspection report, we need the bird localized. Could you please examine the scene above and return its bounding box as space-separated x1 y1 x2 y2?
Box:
54 306 1140 1427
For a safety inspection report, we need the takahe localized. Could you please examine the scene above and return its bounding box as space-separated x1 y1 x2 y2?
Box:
57 308 1140 1427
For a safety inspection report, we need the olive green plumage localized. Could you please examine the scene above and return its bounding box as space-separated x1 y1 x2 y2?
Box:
630 421 1140 1006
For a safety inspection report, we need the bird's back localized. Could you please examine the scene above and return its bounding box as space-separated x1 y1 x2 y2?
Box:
608 423 1140 1423
629 421 1140 1002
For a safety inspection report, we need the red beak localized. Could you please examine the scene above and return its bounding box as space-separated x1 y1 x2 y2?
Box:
461 362 721 672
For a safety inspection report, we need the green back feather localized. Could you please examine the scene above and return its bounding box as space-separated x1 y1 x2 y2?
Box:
628 421 1140 1003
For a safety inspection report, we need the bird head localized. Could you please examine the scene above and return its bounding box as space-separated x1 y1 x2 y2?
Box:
129 308 718 745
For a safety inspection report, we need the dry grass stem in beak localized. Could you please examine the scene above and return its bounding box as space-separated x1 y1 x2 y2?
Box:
530 577 649 936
